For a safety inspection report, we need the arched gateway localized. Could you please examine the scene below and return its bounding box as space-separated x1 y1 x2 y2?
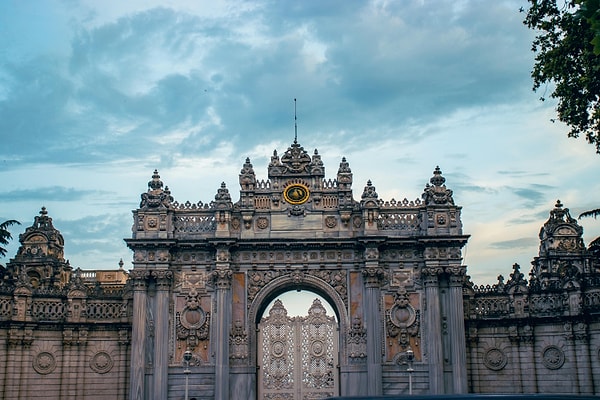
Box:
125 140 469 399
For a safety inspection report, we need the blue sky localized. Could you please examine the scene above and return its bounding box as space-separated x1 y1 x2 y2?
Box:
1 0 599 285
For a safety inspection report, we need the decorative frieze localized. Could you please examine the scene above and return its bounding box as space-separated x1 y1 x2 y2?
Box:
247 269 348 304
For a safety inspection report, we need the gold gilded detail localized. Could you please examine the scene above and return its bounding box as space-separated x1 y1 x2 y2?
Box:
283 183 310 205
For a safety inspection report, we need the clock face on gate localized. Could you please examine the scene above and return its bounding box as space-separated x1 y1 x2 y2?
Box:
283 184 310 205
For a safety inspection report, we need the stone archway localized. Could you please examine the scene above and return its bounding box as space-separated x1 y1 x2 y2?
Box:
247 273 349 398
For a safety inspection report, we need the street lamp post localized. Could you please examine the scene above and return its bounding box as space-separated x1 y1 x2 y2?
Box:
183 350 192 400
406 348 414 395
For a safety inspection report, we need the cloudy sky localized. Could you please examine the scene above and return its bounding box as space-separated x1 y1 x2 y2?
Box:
1 0 599 286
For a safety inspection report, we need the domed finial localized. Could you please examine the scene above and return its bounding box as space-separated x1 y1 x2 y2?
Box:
555 199 563 208
148 169 164 191
429 166 446 187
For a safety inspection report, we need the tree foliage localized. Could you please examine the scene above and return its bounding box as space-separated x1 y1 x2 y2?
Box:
524 0 600 153
0 220 20 258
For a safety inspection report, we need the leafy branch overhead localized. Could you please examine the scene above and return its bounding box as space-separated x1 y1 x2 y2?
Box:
524 0 600 153
0 220 20 258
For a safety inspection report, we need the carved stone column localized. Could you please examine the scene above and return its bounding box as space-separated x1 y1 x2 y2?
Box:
466 327 479 393
519 325 537 393
422 266 444 394
507 326 523 392
129 270 149 400
362 245 384 396
446 266 467 393
568 322 593 394
153 270 173 400
212 247 233 400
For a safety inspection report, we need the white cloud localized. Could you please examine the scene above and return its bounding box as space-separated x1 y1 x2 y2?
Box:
1 0 599 284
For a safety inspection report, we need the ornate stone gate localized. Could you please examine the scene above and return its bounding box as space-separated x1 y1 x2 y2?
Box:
258 298 338 399
125 139 469 399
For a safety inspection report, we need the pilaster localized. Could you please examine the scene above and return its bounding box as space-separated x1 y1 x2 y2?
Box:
422 266 444 394
446 266 468 393
153 270 173 400
212 246 233 400
362 244 385 396
129 269 149 400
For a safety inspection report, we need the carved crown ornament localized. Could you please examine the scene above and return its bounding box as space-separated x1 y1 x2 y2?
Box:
176 289 210 352
386 288 420 350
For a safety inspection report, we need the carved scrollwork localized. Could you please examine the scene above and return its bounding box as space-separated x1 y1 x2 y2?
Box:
347 317 367 360
386 289 419 349
362 265 385 287
247 269 348 305
176 290 210 352
229 319 248 361
211 267 232 289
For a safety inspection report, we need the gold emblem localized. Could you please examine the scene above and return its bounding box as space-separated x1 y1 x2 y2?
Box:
283 184 310 205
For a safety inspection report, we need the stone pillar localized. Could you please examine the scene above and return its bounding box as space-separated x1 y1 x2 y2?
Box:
118 328 131 400
362 245 384 396
129 270 149 400
519 326 537 393
447 267 467 393
77 328 89 399
571 322 593 394
60 328 75 398
6 327 22 400
153 270 173 400
508 326 523 393
212 247 233 400
466 327 480 393
423 266 444 394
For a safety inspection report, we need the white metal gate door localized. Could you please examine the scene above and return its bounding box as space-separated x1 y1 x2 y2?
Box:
258 298 338 400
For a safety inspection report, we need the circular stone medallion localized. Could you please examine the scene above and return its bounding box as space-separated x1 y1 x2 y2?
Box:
483 348 507 371
542 345 565 370
33 351 57 375
90 351 114 374
283 184 310 205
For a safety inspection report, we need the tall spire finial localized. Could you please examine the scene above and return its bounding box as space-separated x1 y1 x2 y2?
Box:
294 98 298 144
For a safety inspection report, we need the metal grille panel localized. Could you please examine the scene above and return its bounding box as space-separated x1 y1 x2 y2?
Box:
259 298 338 399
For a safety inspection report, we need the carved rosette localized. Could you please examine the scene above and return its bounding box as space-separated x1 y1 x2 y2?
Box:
386 289 419 350
176 289 210 352
542 345 565 370
33 351 57 375
483 347 507 371
90 351 114 374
